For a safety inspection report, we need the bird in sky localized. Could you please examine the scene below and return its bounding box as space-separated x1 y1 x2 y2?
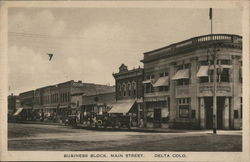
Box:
47 53 54 61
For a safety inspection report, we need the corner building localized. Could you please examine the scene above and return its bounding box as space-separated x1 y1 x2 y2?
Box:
141 34 242 129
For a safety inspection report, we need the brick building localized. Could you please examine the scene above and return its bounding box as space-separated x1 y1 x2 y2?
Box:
112 64 144 126
15 80 115 122
141 34 242 129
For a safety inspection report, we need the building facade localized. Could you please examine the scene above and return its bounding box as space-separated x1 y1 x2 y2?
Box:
8 94 20 116
141 34 242 129
112 64 144 126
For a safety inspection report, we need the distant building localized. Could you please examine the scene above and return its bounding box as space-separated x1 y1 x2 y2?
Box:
112 64 144 126
141 34 242 129
81 89 115 123
16 80 115 122
8 94 20 115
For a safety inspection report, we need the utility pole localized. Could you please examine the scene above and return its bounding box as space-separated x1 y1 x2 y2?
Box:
209 8 217 134
212 45 217 134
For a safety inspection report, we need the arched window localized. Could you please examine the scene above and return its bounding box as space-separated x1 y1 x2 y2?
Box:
118 84 122 96
132 81 136 95
122 83 126 97
127 82 131 96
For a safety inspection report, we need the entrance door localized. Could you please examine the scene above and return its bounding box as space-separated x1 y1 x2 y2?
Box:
217 97 225 129
154 109 161 128
204 97 213 129
204 97 225 129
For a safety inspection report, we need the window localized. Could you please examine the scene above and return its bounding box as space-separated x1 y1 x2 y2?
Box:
200 76 209 83
159 86 169 91
160 73 164 77
164 72 169 76
178 98 190 118
132 82 136 96
122 84 126 96
220 59 231 65
234 110 239 119
77 101 79 107
221 68 230 82
177 79 189 86
118 84 122 96
146 83 154 93
127 83 131 96
146 75 150 80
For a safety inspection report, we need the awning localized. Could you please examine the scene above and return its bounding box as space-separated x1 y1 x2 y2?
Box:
13 108 23 116
142 80 152 84
171 69 190 80
108 101 135 114
153 76 169 87
197 66 209 77
209 65 232 69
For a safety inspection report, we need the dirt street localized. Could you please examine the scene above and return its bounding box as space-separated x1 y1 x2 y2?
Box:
8 123 242 151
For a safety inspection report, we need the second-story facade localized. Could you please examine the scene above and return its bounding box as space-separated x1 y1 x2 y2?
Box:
113 64 144 126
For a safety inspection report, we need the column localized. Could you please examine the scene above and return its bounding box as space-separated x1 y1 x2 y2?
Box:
223 97 230 129
200 97 205 129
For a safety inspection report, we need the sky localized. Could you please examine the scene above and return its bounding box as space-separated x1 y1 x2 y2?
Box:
8 7 242 95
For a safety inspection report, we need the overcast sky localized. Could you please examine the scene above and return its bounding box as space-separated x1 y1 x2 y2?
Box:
8 7 242 95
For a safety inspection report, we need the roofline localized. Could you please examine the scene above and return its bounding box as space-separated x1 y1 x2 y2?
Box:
143 34 242 55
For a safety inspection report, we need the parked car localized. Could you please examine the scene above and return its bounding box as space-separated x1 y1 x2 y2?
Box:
95 114 131 129
65 115 78 128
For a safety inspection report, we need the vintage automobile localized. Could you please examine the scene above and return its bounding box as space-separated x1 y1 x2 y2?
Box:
65 115 78 128
95 114 131 129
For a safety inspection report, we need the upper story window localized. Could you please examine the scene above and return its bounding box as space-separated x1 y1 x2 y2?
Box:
172 64 190 86
219 59 231 65
118 84 122 96
220 68 230 82
122 83 126 97
132 81 136 95
127 82 131 96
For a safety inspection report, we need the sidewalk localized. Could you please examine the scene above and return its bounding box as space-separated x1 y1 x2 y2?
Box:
13 120 242 134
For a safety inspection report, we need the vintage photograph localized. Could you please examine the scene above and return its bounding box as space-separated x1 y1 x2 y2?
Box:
3 2 246 159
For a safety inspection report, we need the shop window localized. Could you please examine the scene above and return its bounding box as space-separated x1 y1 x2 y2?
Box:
221 68 230 82
178 98 190 118
234 110 239 119
147 111 154 122
179 105 189 118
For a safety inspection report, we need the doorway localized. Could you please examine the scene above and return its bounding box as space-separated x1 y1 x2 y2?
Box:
204 97 225 129
154 109 161 128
